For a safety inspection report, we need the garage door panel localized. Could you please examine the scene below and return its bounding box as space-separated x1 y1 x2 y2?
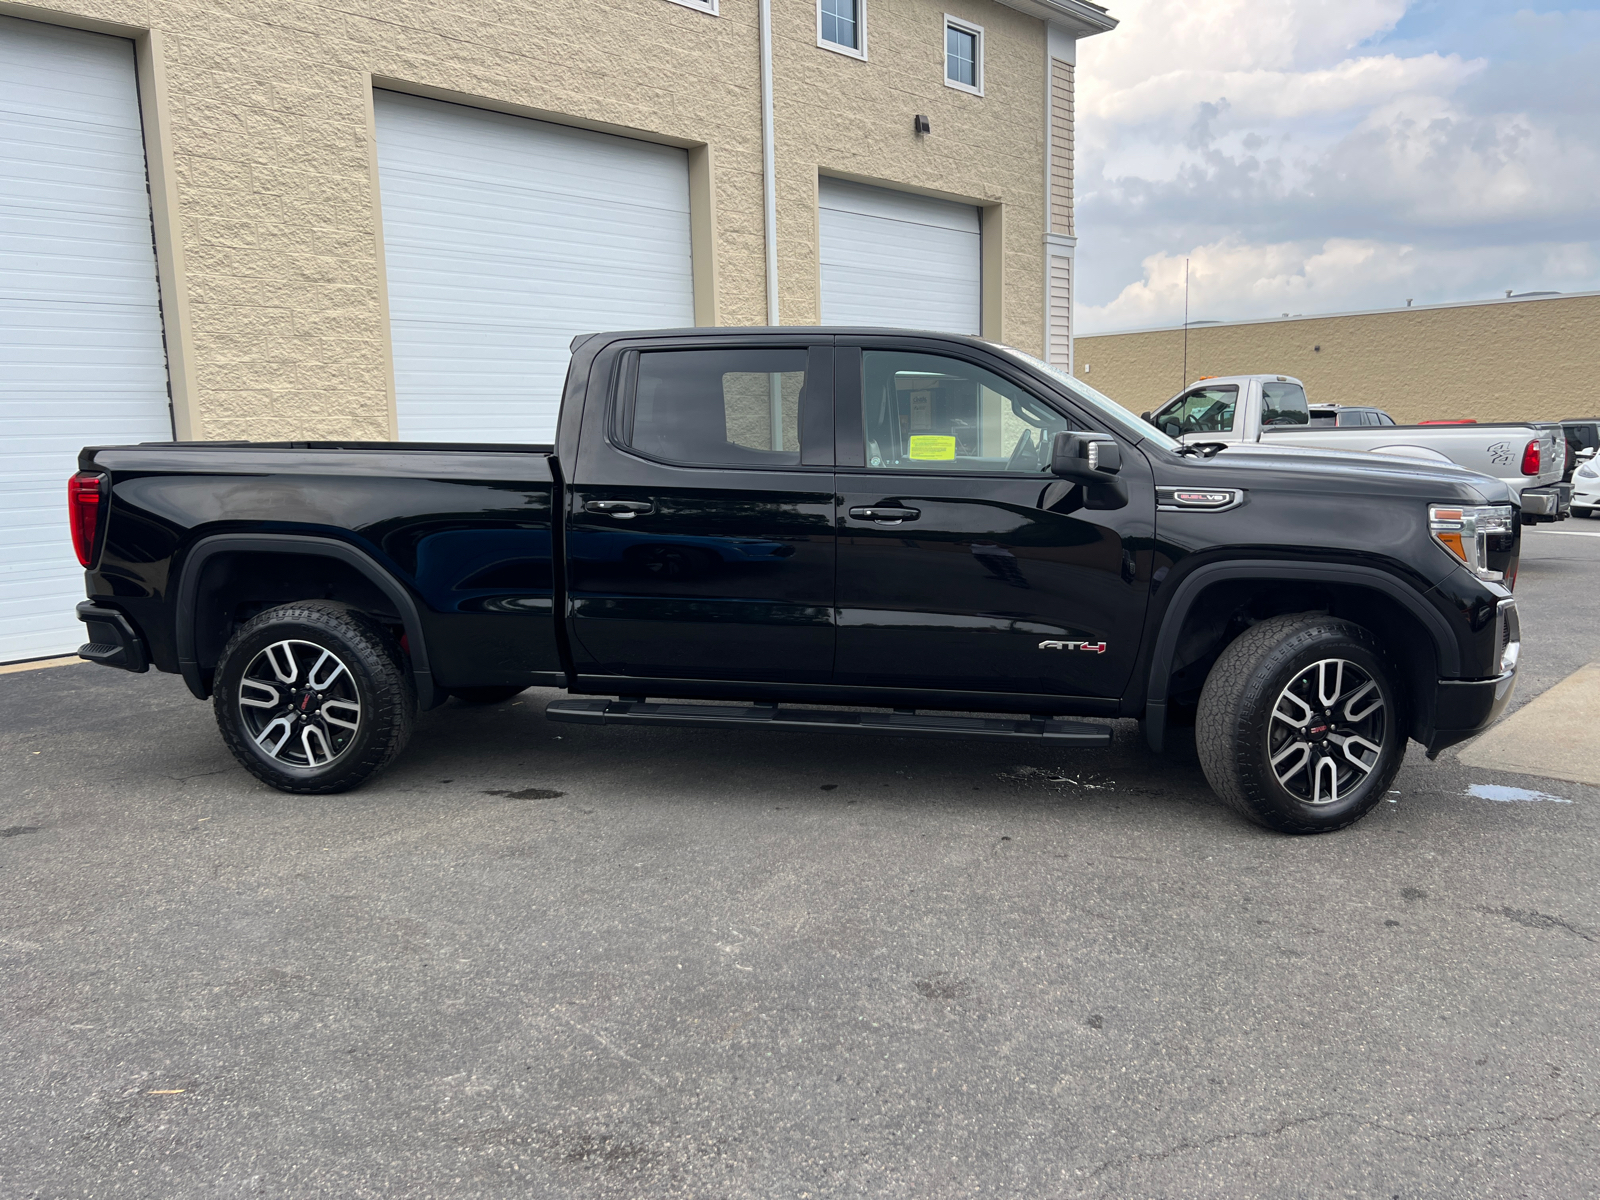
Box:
375 90 694 444
0 16 170 663
818 177 981 335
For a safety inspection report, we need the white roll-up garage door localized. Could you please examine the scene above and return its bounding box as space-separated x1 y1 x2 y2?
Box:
374 91 696 444
0 17 171 664
818 177 981 335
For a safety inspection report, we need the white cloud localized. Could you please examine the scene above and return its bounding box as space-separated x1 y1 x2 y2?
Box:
1079 236 1600 333
1084 53 1479 128
1070 0 1600 333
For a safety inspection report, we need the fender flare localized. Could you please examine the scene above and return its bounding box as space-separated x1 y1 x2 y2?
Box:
173 533 439 708
1142 560 1459 752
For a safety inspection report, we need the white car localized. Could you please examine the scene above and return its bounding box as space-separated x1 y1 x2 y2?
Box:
1573 449 1600 518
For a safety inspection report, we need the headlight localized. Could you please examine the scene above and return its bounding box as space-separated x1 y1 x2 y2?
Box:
1429 503 1513 581
1577 460 1600 480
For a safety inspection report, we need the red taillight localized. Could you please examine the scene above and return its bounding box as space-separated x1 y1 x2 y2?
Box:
68 472 107 567
1520 439 1541 476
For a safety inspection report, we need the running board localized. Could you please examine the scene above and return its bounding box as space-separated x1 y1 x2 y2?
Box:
544 699 1112 745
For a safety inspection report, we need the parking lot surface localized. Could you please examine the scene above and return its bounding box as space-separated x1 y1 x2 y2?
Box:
4 531 1600 1198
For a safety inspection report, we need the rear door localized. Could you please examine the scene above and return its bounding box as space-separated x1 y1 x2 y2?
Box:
831 338 1155 702
566 337 836 684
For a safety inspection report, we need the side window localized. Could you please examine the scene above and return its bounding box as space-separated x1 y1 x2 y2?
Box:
626 348 807 467
1261 382 1309 427
1376 411 1396 426
1154 385 1238 436
860 350 1071 472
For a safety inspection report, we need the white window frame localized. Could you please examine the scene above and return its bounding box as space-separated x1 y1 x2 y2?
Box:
943 15 984 96
663 0 718 13
818 0 868 60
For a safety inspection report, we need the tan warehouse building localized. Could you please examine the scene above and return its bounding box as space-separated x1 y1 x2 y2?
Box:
1072 291 1600 424
0 0 1115 662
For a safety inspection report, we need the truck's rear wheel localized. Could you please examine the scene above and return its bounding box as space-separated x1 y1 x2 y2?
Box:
214 601 415 794
1196 614 1403 834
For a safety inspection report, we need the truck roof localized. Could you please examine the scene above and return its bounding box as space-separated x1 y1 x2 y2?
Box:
1179 374 1306 389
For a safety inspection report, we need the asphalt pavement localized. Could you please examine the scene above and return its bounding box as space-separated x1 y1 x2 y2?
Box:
4 531 1600 1198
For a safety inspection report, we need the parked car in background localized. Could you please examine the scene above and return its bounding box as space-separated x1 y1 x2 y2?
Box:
1309 405 1397 428
71 328 1522 835
1571 445 1600 518
1144 375 1570 524
1559 419 1600 483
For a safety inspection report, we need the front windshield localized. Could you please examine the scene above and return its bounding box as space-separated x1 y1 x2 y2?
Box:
988 343 1183 452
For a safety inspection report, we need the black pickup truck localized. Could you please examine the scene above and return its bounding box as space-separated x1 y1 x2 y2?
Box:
70 328 1522 833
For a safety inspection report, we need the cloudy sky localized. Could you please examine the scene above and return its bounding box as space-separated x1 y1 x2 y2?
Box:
1072 0 1600 333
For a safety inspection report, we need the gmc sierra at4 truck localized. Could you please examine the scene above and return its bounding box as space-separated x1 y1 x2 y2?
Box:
1145 375 1570 523
70 329 1522 834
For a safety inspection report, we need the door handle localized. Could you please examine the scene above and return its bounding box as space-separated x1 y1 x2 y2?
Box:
849 506 920 525
585 499 654 519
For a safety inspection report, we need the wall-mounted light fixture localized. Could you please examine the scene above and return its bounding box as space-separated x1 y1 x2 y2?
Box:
913 114 931 135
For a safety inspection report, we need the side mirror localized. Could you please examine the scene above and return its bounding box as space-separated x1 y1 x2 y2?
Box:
1578 447 1597 463
1141 411 1154 424
1051 432 1123 481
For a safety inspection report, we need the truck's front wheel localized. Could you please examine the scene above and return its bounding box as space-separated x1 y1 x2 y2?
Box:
214 601 416 794
1196 615 1403 834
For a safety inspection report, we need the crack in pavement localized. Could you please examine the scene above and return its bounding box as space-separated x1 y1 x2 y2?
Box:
1476 905 1597 944
1084 1108 1600 1181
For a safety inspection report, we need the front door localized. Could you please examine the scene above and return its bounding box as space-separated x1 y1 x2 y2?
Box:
567 340 836 684
832 341 1154 702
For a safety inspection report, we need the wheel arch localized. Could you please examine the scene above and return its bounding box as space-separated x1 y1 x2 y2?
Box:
1142 561 1459 752
174 534 439 708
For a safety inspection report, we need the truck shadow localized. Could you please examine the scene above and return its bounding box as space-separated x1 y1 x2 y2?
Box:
393 688 1224 824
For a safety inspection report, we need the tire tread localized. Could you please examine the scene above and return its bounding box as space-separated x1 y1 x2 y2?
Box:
214 601 415 794
1196 614 1402 834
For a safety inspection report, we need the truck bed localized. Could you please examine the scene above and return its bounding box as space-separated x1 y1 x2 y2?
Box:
81 441 562 695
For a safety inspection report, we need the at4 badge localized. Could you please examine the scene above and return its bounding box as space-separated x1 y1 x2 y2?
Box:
1038 640 1107 653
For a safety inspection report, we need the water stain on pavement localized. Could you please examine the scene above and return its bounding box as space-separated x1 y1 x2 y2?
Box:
1465 783 1571 803
483 787 565 801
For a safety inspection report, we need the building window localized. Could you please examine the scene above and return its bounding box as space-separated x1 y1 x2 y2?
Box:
944 16 982 95
662 0 718 12
819 0 866 59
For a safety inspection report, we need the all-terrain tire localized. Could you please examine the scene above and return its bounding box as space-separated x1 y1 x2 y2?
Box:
214 601 416 794
1196 614 1404 834
448 686 527 705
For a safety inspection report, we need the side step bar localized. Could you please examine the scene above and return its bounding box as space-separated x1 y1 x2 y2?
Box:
545 699 1112 745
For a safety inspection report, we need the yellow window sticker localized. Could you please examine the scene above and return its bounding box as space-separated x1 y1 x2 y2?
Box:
908 435 956 461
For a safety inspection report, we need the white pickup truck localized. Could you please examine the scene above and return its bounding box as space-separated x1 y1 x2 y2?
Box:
1143 374 1570 523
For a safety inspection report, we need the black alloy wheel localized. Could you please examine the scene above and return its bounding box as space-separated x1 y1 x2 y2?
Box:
1196 614 1404 834
214 601 415 794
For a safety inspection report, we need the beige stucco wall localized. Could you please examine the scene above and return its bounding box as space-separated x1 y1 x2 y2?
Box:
772 0 1047 341
2 0 1056 442
1072 293 1600 424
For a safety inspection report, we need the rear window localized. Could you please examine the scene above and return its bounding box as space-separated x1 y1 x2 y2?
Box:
1261 382 1309 427
625 348 807 467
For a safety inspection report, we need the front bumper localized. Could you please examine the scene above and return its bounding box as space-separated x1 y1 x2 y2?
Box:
75 601 149 673
1573 478 1600 511
1424 597 1519 757
1518 483 1571 523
